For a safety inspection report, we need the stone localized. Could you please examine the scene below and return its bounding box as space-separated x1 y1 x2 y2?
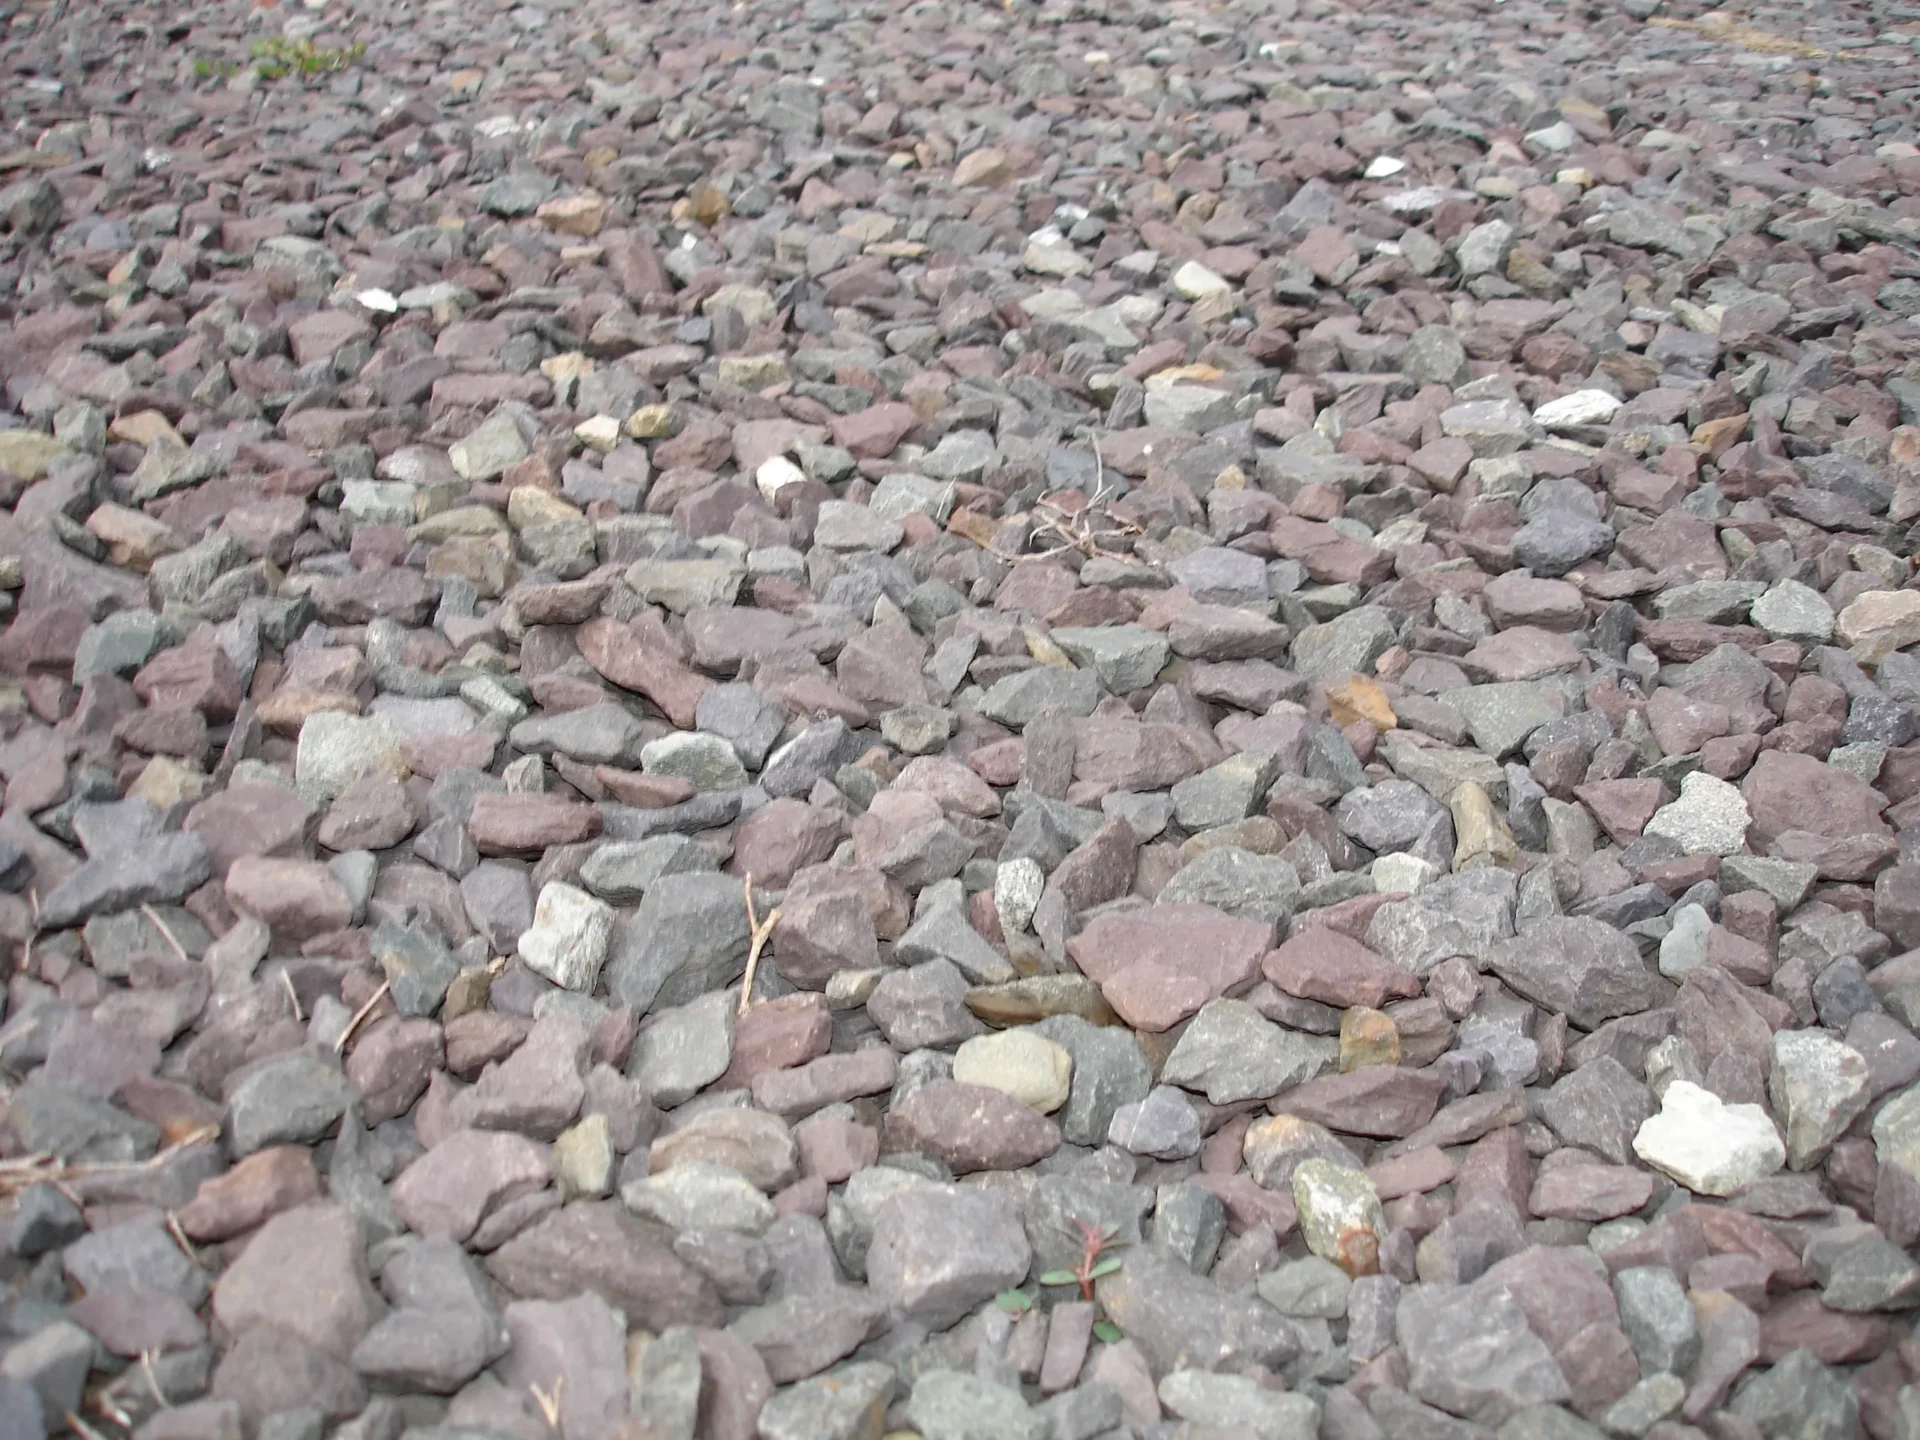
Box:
213 1204 382 1361
905 1372 1043 1440
951 1029 1073 1113
882 1080 1061 1173
518 882 614 992
866 1185 1031 1328
1158 1370 1319 1439
1632 1081 1786 1196
1644 771 1752 857
1487 917 1657 1030
1769 1030 1871 1170
1292 1157 1385 1275
1398 1277 1573 1426
1160 997 1335 1103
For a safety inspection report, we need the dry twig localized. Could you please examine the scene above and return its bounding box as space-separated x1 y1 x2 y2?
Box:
529 1375 564 1430
139 904 191 965
0 1125 221 1201
992 438 1149 565
281 968 304 1022
335 978 392 1054
165 1210 209 1270
737 873 782 1017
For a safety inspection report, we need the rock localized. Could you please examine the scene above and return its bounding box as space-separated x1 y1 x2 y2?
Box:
905 1371 1043 1440
1486 917 1657 1030
1291 1158 1385 1275
1644 771 1752 857
951 1029 1073 1112
1095 1246 1301 1378
518 882 614 992
1158 1370 1319 1439
213 1204 382 1361
1160 998 1334 1103
1633 1081 1787 1196
882 1080 1061 1173
1398 1277 1573 1425
866 1185 1031 1328
1769 1031 1870 1170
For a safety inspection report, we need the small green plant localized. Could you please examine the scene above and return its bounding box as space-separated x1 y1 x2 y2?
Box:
995 1288 1033 1315
1092 1319 1123 1344
192 55 239 80
1039 1217 1126 1302
249 36 367 80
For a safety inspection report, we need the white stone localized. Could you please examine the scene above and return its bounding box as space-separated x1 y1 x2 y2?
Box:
1532 389 1624 430
295 712 407 806
1363 156 1405 179
355 288 399 314
994 856 1045 935
1632 1080 1785 1196
1371 853 1436 895
755 455 807 505
1524 120 1579 153
573 414 620 452
1172 261 1231 301
952 1029 1073 1113
1023 233 1091 279
519 881 615 992
1643 771 1751 857
1750 579 1835 643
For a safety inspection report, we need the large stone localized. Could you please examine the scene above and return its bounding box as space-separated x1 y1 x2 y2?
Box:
1398 1277 1572 1426
1633 1081 1787 1195
866 1185 1032 1329
1486 917 1657 1029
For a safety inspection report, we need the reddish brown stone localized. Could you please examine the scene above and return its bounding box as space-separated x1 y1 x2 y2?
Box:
133 642 242 720
224 857 355 940
466 792 602 854
715 992 832 1089
1573 778 1670 845
575 615 712 730
1263 929 1421 1010
175 1146 321 1242
881 1080 1061 1173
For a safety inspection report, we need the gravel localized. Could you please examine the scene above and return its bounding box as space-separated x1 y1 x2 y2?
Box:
1 0 1919 1434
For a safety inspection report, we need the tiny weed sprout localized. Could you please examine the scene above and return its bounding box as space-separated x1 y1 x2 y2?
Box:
1039 1217 1127 1302
248 37 367 80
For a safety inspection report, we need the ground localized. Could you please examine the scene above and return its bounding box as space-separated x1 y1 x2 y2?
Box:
0 0 1919 1438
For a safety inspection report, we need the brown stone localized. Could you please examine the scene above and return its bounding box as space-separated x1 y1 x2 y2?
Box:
467 792 602 854
881 1079 1062 1173
575 615 712 730
715 993 832 1089
224 857 355 940
175 1146 321 1243
1744 749 1892 849
1270 1067 1448 1139
1263 930 1422 1010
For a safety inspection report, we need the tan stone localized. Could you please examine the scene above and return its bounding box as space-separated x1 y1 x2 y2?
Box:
84 502 182 571
1339 1007 1401 1072
536 193 607 236
953 147 1012 188
1326 674 1396 730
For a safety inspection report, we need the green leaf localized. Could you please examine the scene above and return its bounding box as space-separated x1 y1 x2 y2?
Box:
1038 1270 1079 1287
995 1289 1032 1314
1089 1256 1123 1278
1092 1321 1123 1344
1101 1221 1123 1238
